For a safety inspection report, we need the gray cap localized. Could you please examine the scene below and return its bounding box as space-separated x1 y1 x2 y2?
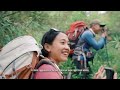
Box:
90 19 106 27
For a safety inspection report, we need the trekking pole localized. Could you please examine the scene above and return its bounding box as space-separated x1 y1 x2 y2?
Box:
81 52 88 79
104 37 110 67
102 26 110 66
67 71 72 79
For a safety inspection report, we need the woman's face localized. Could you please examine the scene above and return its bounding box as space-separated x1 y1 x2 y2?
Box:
46 32 70 64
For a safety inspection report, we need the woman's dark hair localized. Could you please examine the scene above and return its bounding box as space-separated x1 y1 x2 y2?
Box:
41 28 62 57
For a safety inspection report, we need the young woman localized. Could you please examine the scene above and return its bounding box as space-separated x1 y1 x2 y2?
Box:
34 28 70 79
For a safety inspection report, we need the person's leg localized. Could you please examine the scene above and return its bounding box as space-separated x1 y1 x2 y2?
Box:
73 59 81 69
87 61 92 74
72 58 81 75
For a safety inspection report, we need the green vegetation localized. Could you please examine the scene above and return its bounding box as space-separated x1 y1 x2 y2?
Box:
0 11 120 79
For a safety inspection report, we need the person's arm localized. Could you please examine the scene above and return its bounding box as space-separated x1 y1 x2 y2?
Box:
34 64 62 79
82 31 106 50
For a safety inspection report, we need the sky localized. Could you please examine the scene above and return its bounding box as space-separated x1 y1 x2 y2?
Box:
98 11 106 14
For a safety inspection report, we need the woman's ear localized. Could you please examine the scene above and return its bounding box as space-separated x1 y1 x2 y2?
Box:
44 43 51 52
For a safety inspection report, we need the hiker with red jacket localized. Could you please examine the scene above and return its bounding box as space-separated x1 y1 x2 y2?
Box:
34 28 70 79
72 19 108 78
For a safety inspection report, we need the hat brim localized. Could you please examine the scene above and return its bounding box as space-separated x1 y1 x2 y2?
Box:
100 24 106 27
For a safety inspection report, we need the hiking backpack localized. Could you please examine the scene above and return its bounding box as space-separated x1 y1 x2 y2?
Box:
0 35 43 79
66 21 87 57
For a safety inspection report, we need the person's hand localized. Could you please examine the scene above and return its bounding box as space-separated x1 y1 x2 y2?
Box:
113 72 117 79
101 31 108 38
101 26 108 38
93 66 106 79
93 66 118 79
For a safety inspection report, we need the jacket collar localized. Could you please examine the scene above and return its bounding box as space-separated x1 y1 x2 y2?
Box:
89 28 96 37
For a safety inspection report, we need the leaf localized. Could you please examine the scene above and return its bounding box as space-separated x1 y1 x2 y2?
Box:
115 42 120 49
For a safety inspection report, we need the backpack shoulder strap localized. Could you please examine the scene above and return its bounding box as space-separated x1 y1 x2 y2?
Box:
35 59 55 69
30 58 63 79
